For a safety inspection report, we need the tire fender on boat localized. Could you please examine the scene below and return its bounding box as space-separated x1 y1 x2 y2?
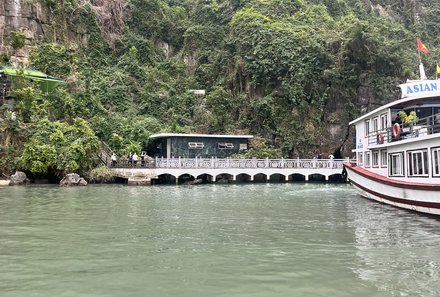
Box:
392 123 401 138
377 132 384 144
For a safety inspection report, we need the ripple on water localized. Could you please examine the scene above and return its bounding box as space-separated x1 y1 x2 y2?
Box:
1 184 440 297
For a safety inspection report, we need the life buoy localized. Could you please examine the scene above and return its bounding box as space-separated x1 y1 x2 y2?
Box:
392 123 401 138
377 132 384 144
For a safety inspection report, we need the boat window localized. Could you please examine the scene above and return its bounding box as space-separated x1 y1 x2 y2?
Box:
188 142 204 149
364 120 370 136
365 151 371 168
389 152 404 176
415 107 433 120
380 150 387 167
431 147 440 177
380 113 388 131
407 150 428 177
373 117 378 132
357 152 363 166
372 150 379 167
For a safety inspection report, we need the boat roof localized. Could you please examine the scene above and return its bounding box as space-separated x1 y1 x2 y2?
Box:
149 133 254 139
350 80 440 125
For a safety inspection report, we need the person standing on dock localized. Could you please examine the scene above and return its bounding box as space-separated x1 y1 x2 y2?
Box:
111 153 117 167
132 152 138 167
141 151 146 167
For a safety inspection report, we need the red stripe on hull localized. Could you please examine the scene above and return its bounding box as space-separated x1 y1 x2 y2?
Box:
349 179 440 209
343 163 440 191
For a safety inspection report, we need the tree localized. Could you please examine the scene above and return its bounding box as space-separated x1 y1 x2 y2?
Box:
17 118 100 176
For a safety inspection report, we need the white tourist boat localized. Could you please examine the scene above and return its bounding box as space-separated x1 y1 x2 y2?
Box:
344 75 440 215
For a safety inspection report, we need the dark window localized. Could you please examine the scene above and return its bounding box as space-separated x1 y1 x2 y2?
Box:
188 142 204 149
408 150 428 176
380 150 387 167
372 150 379 167
389 152 404 176
433 147 440 177
365 151 371 168
218 143 234 149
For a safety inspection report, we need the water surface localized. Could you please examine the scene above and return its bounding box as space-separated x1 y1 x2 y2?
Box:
1 184 439 297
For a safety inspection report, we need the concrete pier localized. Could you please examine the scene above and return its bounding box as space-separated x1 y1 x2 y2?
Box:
110 157 348 185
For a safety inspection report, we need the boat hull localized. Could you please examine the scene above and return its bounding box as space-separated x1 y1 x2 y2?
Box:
344 163 440 215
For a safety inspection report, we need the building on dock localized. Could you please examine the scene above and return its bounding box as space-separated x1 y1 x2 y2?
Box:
147 133 253 159
109 133 348 185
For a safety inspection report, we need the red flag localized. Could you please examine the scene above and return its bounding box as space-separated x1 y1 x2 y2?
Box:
417 39 430 54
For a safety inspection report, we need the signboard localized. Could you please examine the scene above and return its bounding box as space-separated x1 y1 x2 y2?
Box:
400 80 440 99
190 89 206 95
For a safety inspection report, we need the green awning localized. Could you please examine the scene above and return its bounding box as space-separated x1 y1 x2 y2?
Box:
0 66 65 93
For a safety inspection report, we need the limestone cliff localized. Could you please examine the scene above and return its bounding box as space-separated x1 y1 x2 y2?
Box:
0 0 435 162
0 0 50 65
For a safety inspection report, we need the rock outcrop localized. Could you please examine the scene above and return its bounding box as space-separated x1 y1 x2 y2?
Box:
59 173 88 187
9 171 30 185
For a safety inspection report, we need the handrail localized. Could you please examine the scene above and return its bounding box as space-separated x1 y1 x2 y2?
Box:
98 140 114 166
151 157 348 169
366 112 440 146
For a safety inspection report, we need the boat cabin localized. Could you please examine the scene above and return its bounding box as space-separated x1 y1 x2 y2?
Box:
147 133 253 158
351 80 440 182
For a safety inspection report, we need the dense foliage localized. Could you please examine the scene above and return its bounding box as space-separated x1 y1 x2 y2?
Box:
1 0 439 177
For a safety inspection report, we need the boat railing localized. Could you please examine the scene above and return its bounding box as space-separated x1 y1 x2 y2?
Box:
367 112 440 146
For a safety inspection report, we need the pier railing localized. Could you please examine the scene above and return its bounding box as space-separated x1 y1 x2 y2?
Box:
153 157 347 169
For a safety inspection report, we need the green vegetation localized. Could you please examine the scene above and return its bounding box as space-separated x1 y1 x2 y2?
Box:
17 118 99 177
1 0 439 178
10 31 26 49
86 165 115 183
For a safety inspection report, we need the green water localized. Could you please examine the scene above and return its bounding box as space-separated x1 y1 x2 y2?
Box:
1 184 439 297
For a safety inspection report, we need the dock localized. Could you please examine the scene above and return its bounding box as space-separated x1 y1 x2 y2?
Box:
109 157 348 185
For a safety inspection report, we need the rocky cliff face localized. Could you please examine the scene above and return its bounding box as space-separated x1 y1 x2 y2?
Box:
0 0 51 65
0 0 425 160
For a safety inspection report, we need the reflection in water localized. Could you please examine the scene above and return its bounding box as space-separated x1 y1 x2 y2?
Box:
348 198 440 297
1 184 440 297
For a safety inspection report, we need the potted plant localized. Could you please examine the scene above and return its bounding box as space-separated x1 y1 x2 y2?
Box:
398 110 418 133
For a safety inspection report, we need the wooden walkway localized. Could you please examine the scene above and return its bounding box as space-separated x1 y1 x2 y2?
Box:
109 157 348 185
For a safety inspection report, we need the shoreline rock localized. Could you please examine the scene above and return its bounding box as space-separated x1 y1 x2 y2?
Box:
59 173 88 187
9 171 30 186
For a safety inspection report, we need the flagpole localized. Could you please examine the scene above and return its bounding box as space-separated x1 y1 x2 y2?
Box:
418 50 425 80
437 62 439 80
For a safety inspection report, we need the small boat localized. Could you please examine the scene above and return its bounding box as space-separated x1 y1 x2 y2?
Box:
344 67 440 215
